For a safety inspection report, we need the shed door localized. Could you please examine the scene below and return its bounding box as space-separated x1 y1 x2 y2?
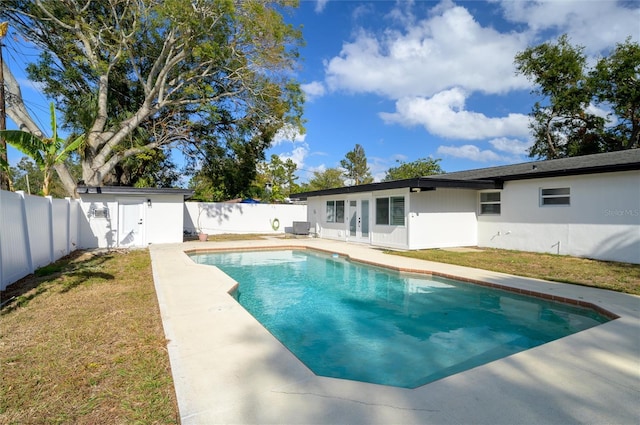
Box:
118 200 145 247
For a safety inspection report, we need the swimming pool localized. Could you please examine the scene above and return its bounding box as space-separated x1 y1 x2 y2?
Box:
190 249 611 388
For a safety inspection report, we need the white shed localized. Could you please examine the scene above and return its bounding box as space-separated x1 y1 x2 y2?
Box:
77 186 193 248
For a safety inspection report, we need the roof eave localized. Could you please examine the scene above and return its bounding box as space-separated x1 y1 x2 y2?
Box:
77 185 194 199
290 178 501 200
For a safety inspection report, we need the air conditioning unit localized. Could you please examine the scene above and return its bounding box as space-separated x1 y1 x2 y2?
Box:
292 221 311 235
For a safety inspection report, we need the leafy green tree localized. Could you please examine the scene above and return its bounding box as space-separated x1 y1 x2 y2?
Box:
112 149 180 188
0 103 83 196
187 129 269 201
255 154 299 202
383 158 444 181
2 0 304 196
340 144 373 185
589 38 640 150
10 155 81 198
300 168 345 191
515 35 639 158
10 157 42 195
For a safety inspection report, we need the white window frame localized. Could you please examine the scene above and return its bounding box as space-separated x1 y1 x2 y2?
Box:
326 200 345 223
375 196 405 226
479 191 501 215
540 187 570 207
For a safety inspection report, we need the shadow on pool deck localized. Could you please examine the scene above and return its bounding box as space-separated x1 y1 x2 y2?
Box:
150 239 640 424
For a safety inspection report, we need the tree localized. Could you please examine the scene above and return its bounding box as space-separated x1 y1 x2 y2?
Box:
187 131 269 201
10 157 42 195
340 144 373 185
383 158 444 181
112 149 180 188
589 38 640 150
10 155 81 198
2 0 304 197
255 154 299 202
515 35 639 159
300 168 345 191
0 103 83 196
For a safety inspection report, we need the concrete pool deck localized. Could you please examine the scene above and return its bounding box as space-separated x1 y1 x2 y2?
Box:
149 239 640 424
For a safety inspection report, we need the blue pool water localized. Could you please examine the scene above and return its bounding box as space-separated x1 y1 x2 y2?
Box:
190 249 611 388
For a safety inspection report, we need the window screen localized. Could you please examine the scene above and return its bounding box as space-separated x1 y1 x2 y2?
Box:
480 192 501 215
541 187 570 206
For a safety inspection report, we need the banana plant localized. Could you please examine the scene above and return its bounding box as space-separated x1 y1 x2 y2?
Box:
0 103 84 196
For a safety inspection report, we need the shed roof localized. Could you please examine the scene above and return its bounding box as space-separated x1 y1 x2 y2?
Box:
77 186 194 199
290 149 640 200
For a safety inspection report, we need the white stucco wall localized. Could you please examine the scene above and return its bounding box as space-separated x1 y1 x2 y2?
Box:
478 170 640 264
78 195 119 248
145 195 186 244
183 202 307 235
407 189 478 249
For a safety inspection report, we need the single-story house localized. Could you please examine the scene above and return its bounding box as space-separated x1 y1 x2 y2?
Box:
77 186 193 248
290 150 640 264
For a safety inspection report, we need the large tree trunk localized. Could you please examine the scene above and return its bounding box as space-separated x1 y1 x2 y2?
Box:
4 65 82 197
3 63 43 138
53 163 78 198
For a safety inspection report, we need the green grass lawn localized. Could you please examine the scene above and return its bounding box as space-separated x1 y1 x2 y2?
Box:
388 248 640 295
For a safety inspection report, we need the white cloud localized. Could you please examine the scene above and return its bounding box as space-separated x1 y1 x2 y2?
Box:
488 137 532 156
436 137 531 164
273 124 306 146
301 81 326 101
315 0 330 14
379 88 530 140
437 144 505 162
497 0 640 53
279 144 310 169
324 2 530 99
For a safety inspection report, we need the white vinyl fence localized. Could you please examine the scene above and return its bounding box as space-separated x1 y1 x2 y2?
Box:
183 202 307 235
0 190 80 291
1 191 309 291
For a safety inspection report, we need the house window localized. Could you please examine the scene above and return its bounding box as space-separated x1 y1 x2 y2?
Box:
480 192 501 215
540 187 570 206
375 198 389 225
375 196 405 226
326 200 345 222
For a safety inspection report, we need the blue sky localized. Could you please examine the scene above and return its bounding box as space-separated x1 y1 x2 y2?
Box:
268 0 639 181
4 0 640 183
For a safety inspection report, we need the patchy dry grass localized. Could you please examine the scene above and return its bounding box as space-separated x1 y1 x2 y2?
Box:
0 250 178 424
389 248 640 295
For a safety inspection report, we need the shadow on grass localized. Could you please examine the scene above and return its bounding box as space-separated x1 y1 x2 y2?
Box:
0 250 115 313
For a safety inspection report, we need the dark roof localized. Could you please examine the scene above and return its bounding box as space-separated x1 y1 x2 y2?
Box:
431 149 640 181
290 177 501 199
77 186 194 199
291 150 640 200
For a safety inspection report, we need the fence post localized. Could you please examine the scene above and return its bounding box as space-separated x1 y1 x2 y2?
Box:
16 191 34 274
0 190 4 288
46 195 54 263
65 197 71 255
